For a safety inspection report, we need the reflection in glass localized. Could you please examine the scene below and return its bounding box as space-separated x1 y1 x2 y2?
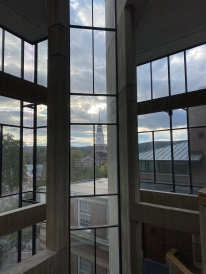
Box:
94 30 106 94
21 226 32 261
70 28 92 94
70 195 118 228
154 131 173 184
37 40 48 87
70 230 95 274
71 95 116 123
23 129 33 192
70 0 92 26
0 96 20 126
0 232 18 272
152 57 168 99
187 44 206 92
138 112 170 132
24 42 34 82
172 109 187 129
2 127 20 196
0 28 2 71
37 105 47 127
70 125 94 195
137 63 151 102
4 31 21 77
170 52 185 95
138 132 154 183
36 128 47 191
96 227 119 274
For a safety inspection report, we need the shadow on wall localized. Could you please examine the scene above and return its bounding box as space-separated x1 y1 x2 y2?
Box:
142 258 169 274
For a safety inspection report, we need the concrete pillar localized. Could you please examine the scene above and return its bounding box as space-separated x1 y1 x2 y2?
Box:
46 0 69 264
117 5 142 274
198 188 206 273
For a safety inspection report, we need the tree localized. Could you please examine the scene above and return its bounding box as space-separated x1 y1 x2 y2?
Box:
2 133 29 193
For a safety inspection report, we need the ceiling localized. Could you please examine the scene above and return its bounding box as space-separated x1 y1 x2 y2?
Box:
0 0 47 43
133 0 206 65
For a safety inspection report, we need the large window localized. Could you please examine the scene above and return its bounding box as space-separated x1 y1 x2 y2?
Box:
0 27 48 87
69 0 120 273
137 44 206 195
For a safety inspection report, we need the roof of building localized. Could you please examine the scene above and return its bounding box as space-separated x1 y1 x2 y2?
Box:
139 141 203 162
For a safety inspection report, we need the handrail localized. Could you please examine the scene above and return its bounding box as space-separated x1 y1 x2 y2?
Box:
166 248 193 274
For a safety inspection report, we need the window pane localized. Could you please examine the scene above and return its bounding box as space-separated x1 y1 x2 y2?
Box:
70 28 92 94
0 232 18 272
4 31 21 77
186 44 206 92
21 226 32 261
23 129 33 192
36 222 46 253
138 132 154 183
94 30 107 94
170 52 185 95
0 96 20 126
96 227 119 274
154 131 173 186
172 129 190 186
37 105 47 127
71 95 116 123
70 230 95 274
37 40 48 87
0 195 19 214
2 127 20 195
95 125 118 195
71 125 94 196
172 109 187 129
70 195 118 229
137 63 151 102
24 42 34 82
23 106 34 127
36 128 47 191
138 112 170 132
0 28 2 71
93 0 106 28
70 0 92 26
152 57 168 99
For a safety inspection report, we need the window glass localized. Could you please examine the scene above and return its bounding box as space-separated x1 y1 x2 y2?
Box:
37 105 47 127
138 112 170 132
172 109 187 129
21 226 32 261
0 96 20 126
70 28 92 94
37 40 48 87
4 31 21 77
152 57 168 99
137 63 151 102
70 0 92 26
170 52 185 95
187 44 206 92
0 28 2 71
24 42 34 82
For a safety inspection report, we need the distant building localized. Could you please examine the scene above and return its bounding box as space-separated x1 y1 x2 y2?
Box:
74 121 107 170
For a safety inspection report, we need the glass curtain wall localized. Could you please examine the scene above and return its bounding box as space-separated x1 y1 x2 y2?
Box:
0 27 48 272
137 44 206 195
69 0 121 273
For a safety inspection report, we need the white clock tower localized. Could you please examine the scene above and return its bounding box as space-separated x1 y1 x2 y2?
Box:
95 112 107 153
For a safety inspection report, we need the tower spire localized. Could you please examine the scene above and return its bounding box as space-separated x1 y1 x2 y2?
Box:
99 109 101 122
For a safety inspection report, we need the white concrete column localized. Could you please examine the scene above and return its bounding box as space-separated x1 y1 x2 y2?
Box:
117 5 142 274
46 0 69 261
